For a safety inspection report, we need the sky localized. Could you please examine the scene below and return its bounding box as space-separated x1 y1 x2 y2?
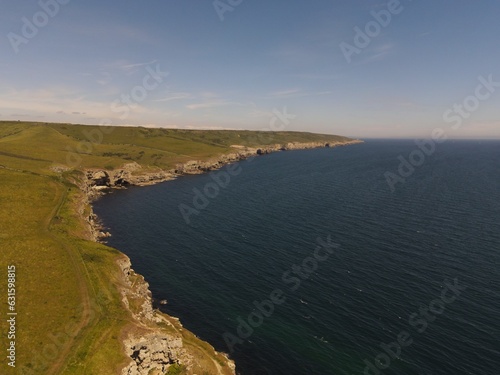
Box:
1 0 499 139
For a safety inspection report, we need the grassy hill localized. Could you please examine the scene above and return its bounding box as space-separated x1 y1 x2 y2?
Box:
0 121 358 374
0 121 352 171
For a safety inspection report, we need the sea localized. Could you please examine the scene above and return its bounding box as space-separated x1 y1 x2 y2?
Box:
93 139 500 375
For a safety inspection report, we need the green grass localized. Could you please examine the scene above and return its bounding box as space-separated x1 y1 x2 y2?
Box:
166 364 187 375
0 121 358 374
0 121 354 174
0 170 82 373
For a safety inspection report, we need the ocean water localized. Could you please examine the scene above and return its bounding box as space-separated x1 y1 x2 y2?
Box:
93 140 500 375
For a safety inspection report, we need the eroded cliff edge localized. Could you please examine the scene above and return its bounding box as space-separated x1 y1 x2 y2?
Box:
116 257 236 375
85 140 362 197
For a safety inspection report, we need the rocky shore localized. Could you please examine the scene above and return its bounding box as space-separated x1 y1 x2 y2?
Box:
85 140 362 199
117 257 238 375
81 139 361 374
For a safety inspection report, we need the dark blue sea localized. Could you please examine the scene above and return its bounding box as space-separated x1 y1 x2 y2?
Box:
94 140 500 375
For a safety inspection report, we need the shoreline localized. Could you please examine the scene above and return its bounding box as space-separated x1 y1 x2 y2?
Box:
86 139 362 203
81 139 363 374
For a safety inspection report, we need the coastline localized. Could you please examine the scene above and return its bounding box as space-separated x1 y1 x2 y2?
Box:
86 139 362 205
82 139 363 374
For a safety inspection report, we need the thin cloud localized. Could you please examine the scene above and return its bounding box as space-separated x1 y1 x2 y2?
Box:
154 92 192 102
293 73 338 80
103 59 158 76
248 109 273 118
265 89 332 99
119 60 157 72
417 31 432 38
186 100 233 110
96 72 112 86
268 88 301 98
356 43 394 64
0 88 114 120
185 93 251 110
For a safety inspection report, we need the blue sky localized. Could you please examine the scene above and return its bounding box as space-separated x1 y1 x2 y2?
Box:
1 0 499 138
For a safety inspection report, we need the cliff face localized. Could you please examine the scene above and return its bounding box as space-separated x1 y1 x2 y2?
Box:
122 334 186 375
116 257 236 375
117 258 190 375
85 140 362 193
175 140 360 175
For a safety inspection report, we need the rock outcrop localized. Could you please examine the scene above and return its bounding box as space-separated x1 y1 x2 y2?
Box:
122 334 188 375
116 254 237 375
85 140 362 193
174 141 362 175
117 257 229 375
86 162 176 193
117 257 156 323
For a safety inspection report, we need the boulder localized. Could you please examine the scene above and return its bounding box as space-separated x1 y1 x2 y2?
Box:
122 334 187 375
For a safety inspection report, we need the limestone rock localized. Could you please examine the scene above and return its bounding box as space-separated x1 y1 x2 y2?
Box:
117 257 155 322
122 334 189 375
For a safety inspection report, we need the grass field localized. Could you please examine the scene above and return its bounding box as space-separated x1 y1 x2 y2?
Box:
0 121 357 374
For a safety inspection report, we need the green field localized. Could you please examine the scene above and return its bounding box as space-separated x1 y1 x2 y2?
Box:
0 121 357 374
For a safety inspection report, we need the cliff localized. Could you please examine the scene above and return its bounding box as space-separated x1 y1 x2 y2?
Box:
85 140 362 195
117 257 235 375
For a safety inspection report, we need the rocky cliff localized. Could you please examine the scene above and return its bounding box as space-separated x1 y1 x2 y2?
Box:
116 257 236 375
85 140 362 196
117 257 189 375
